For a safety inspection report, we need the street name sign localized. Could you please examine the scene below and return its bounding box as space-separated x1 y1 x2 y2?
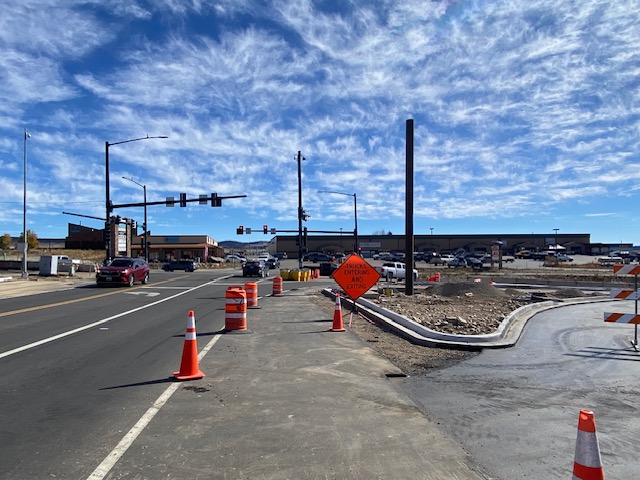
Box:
331 254 381 300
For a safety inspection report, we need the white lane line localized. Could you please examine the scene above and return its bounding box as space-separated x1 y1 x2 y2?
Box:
0 275 233 361
141 286 192 290
86 334 221 480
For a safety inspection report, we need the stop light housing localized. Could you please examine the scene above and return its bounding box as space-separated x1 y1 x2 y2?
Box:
263 225 268 234
211 193 222 207
236 226 244 235
179 193 187 207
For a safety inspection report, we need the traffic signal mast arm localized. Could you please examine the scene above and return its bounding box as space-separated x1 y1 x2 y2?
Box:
238 228 354 234
112 194 246 209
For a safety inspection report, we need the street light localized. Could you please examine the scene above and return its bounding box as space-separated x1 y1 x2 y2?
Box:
22 129 31 279
122 177 147 261
430 227 434 252
105 135 167 263
318 190 358 254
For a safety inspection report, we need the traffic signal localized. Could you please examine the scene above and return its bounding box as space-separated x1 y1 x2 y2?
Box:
179 193 187 207
236 226 244 235
303 226 308 246
263 225 268 234
131 220 137 230
211 193 222 207
301 209 310 221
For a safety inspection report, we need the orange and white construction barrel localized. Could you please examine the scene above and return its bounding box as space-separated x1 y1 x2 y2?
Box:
245 281 259 308
225 286 247 331
272 276 284 296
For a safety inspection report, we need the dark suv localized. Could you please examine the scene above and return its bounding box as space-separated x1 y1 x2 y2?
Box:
242 260 269 277
162 259 197 272
97 257 150 287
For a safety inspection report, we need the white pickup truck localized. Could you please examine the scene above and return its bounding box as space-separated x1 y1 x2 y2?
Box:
375 262 419 282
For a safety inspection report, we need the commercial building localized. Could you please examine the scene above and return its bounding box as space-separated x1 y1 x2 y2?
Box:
268 232 600 259
130 234 223 262
65 223 223 262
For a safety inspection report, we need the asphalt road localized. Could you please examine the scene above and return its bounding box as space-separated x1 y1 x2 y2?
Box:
1 260 635 478
403 300 640 479
0 270 244 479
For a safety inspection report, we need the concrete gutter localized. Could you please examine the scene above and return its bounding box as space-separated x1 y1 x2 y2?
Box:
321 288 612 349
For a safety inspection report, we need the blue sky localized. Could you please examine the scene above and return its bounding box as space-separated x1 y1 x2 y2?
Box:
1 0 639 245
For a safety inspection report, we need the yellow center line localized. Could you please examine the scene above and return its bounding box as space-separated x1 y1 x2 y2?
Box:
0 277 187 318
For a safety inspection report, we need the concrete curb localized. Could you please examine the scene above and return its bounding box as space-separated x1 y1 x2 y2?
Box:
321 288 612 349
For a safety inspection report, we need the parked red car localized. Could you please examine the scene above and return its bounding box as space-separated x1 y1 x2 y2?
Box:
96 257 150 287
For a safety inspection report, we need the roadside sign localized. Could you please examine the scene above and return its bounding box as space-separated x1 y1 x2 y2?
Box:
331 254 381 300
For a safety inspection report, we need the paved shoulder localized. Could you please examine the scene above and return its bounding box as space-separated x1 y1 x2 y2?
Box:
103 288 490 479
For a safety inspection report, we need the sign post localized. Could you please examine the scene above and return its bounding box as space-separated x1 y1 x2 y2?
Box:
331 254 381 325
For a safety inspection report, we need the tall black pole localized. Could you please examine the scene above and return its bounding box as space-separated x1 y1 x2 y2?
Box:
297 151 303 269
105 141 111 264
405 119 415 295
22 129 29 278
143 185 148 262
353 192 359 254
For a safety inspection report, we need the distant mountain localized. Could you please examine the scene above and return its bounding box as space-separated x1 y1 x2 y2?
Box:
219 240 269 250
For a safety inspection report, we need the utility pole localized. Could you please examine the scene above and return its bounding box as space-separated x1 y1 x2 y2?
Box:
297 151 304 269
405 119 415 295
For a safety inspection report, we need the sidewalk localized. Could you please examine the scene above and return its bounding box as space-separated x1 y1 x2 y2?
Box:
0 272 95 299
97 287 489 479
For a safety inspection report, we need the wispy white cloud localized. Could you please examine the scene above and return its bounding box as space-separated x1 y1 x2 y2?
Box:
0 0 639 243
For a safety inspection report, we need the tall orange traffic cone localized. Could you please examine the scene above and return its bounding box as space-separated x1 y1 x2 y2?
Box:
572 410 604 480
173 310 205 381
330 293 345 332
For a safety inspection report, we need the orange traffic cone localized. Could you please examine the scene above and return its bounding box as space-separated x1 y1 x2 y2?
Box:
572 410 604 480
330 293 345 332
173 310 205 381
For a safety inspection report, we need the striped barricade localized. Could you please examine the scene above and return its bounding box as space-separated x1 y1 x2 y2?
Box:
613 264 640 275
604 312 640 324
610 289 640 300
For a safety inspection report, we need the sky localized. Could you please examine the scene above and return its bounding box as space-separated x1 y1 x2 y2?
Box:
1 0 639 245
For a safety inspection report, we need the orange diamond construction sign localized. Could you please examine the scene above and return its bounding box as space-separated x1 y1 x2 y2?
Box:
331 254 381 300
